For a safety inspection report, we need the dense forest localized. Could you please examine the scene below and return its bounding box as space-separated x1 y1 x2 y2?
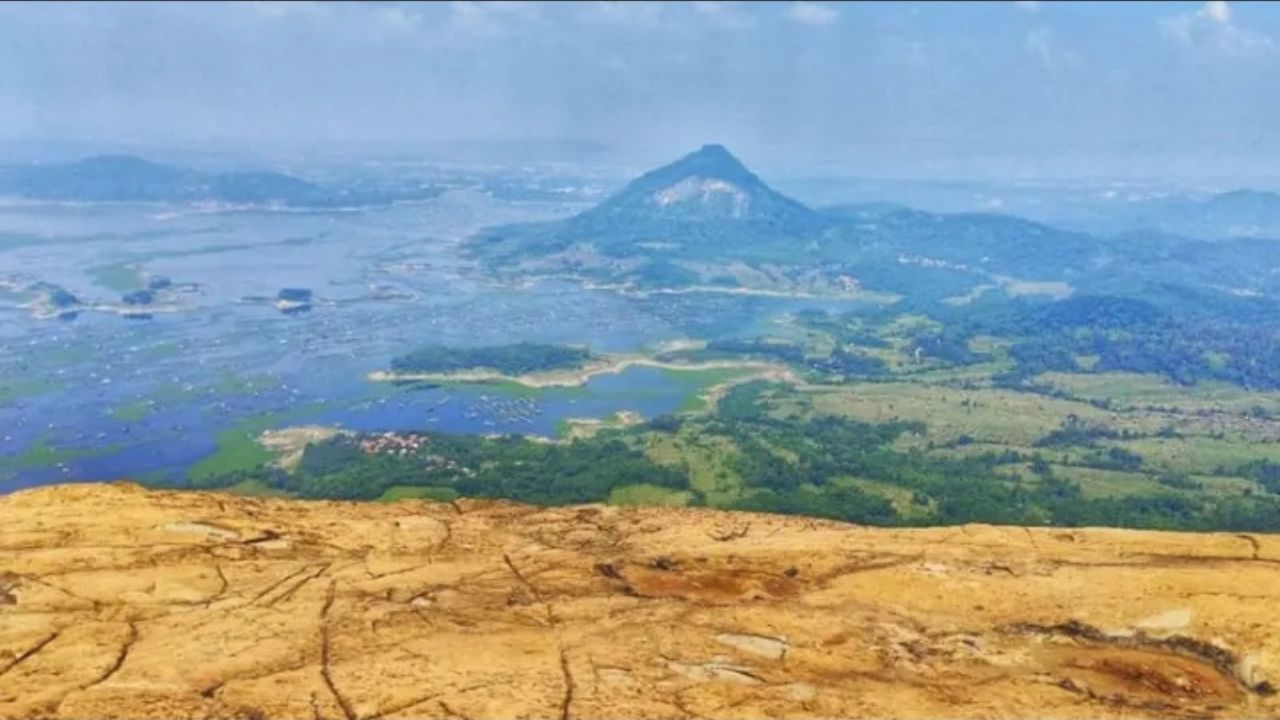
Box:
791 293 1280 391
390 342 592 375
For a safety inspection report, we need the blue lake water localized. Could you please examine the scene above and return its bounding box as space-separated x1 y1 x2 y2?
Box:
0 192 879 492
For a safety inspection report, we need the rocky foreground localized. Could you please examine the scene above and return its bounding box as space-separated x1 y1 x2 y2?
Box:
2 484 1279 720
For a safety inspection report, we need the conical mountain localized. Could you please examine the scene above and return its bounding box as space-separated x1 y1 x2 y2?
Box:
468 144 831 273
571 144 825 232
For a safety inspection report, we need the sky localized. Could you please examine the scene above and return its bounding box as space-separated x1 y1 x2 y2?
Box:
3 1 1280 181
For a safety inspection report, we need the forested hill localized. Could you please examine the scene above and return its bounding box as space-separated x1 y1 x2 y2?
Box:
468 145 1280 312
0 155 443 208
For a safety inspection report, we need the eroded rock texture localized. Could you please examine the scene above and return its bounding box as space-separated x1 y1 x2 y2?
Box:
2 483 1279 719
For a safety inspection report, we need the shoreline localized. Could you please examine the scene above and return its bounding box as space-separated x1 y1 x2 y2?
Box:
366 354 799 389
507 271 901 303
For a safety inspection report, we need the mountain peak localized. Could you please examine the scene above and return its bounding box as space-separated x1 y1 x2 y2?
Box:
692 142 736 161
658 143 756 187
569 143 822 230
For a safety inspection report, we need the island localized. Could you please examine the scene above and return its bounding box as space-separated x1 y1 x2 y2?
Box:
370 341 796 389
122 289 154 305
274 287 312 314
389 342 593 377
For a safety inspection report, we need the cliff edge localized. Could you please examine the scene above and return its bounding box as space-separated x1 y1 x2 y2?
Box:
2 482 1279 719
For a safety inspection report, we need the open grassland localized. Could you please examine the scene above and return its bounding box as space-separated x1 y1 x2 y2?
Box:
783 382 1114 446
1039 371 1280 415
1112 435 1280 475
643 428 743 507
748 368 1280 500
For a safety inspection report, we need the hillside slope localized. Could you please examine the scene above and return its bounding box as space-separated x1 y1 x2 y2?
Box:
2 483 1279 719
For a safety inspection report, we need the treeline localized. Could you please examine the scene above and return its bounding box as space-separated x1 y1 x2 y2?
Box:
661 337 888 379
180 379 1280 533
189 431 685 505
704 382 1280 532
390 342 592 375
799 294 1280 391
1002 319 1280 391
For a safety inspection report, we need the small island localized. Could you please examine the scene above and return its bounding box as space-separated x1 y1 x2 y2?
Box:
389 342 593 376
274 287 312 314
369 340 796 389
122 289 154 305
26 282 82 320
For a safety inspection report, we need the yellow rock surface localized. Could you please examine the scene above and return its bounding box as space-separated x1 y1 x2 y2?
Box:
2 482 1279 719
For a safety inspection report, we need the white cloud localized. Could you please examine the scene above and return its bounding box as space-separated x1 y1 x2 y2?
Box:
370 6 421 38
1023 27 1079 70
1204 0 1231 23
1162 1 1275 60
575 1 666 27
785 2 839 27
1014 1 1041 12
690 1 756 29
446 1 544 38
692 1 728 15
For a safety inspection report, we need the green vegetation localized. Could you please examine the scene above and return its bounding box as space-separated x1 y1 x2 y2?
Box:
211 371 279 396
162 275 1280 534
390 342 592 375
110 399 152 423
185 405 323 481
658 366 756 413
1 436 120 471
0 378 65 407
190 430 687 504
188 425 277 481
175 369 1280 533
87 261 145 292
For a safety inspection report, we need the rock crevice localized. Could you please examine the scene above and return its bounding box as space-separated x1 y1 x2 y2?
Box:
2 483 1279 720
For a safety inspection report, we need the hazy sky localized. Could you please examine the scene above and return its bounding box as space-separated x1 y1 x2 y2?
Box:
3 1 1280 180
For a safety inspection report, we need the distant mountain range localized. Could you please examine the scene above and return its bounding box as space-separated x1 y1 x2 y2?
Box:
1063 188 1280 240
469 144 1280 316
0 155 442 208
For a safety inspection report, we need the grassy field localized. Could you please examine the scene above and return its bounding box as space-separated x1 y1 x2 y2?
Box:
1030 464 1165 499
1112 435 1280 475
742 364 1280 501
1038 371 1280 415
786 382 1113 446
839 476 936 520
643 428 743 506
